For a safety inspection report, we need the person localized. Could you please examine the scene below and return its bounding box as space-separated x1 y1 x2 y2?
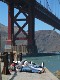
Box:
41 62 44 68
41 62 45 73
24 61 29 66
20 53 22 61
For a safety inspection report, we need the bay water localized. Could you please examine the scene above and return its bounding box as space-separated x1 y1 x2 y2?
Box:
23 55 60 73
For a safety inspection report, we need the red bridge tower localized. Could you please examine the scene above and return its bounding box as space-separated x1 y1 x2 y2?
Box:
7 0 37 55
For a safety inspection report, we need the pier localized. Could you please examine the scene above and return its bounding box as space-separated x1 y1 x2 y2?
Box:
1 62 59 80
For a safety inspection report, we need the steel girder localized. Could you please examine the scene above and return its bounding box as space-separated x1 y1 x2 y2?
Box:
7 0 37 54
1 0 60 30
27 2 37 54
8 3 14 45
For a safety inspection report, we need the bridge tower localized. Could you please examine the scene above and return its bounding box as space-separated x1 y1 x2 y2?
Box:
7 0 37 55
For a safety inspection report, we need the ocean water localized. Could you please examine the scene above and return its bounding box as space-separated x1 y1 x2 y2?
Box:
23 55 60 73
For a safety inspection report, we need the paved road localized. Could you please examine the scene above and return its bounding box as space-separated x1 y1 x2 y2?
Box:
8 68 59 80
1 62 59 80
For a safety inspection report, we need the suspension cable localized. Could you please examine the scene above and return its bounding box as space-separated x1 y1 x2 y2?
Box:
42 0 46 7
46 0 51 12
57 0 60 18
40 0 41 4
58 0 60 4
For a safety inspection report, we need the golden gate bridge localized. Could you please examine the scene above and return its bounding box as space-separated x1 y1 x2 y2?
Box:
0 0 60 74
0 0 60 59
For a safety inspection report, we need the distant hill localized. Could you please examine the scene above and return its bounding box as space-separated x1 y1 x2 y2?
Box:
35 30 60 53
0 23 60 53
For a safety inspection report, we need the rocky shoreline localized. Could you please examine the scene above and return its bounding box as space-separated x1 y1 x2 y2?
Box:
55 70 60 80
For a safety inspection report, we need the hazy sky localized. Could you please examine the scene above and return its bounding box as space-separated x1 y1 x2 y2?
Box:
0 0 60 33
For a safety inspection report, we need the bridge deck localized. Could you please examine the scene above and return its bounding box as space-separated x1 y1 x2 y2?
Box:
2 0 60 30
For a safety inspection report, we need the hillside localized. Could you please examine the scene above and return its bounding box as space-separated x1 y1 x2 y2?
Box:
0 23 60 53
35 30 60 53
0 23 7 52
